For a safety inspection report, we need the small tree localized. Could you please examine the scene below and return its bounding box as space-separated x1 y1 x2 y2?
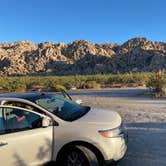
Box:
146 69 166 97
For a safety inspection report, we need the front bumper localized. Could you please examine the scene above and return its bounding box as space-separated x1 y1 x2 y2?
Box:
97 128 128 162
112 130 128 161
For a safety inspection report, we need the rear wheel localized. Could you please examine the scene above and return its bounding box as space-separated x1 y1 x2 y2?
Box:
58 145 99 166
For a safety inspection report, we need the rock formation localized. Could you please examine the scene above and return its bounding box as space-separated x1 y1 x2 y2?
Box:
0 38 165 76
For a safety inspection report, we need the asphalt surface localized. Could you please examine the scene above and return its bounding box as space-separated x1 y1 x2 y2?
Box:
69 88 148 98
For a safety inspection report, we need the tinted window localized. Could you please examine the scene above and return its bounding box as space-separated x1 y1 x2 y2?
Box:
0 108 5 134
4 108 42 133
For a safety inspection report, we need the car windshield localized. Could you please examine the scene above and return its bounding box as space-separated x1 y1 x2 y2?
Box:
34 94 90 121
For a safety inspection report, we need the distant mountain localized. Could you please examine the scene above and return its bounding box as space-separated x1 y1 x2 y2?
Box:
0 38 166 76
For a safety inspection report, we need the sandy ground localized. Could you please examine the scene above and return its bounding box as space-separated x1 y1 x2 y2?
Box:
70 88 166 166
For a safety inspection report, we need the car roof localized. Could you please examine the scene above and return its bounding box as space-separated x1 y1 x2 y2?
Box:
0 93 47 101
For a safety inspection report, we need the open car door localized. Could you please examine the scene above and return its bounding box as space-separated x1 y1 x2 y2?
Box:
0 106 53 166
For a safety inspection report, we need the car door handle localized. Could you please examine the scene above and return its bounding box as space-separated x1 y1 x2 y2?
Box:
0 141 8 147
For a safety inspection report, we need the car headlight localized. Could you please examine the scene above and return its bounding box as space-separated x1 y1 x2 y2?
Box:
98 124 125 138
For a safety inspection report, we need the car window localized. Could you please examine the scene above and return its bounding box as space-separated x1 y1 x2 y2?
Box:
0 108 5 134
3 107 43 133
4 101 45 115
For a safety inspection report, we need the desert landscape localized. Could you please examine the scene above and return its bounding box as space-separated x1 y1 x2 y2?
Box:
1 0 166 165
71 88 166 166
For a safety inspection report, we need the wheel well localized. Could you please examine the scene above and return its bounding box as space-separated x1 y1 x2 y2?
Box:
56 141 105 165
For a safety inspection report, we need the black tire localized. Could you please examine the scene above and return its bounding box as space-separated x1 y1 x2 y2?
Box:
58 145 99 166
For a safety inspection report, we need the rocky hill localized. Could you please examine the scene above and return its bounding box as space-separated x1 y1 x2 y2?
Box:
0 38 166 76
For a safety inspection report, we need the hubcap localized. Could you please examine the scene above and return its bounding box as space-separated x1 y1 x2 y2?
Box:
67 151 84 166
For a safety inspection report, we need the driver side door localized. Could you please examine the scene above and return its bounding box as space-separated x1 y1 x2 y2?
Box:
0 106 53 166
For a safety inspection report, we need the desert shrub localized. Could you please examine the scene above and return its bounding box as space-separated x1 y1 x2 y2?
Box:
107 73 150 86
146 72 166 97
146 73 166 89
52 84 66 91
107 74 130 84
0 72 154 92
82 81 101 89
146 73 158 89
7 81 27 92
14 84 27 92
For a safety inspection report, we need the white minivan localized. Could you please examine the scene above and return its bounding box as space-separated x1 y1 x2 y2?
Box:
0 93 127 166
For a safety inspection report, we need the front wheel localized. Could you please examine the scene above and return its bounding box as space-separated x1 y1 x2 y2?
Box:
59 145 99 166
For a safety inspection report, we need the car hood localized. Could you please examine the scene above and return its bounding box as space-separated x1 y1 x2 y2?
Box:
74 108 122 130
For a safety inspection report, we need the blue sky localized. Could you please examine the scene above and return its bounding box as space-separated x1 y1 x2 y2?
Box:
0 0 165 44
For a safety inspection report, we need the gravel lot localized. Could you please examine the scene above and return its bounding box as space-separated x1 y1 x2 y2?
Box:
70 88 166 166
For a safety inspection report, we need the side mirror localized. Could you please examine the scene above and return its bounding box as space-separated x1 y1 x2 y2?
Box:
75 99 83 105
42 117 52 127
